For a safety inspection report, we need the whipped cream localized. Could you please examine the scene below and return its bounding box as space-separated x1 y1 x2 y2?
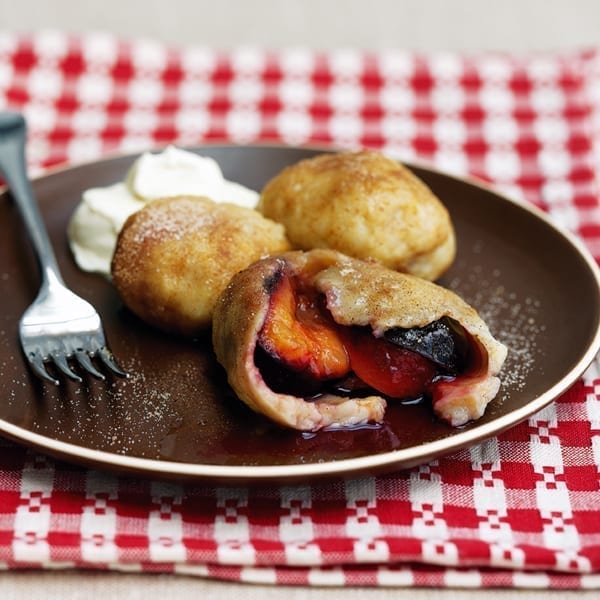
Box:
67 146 260 276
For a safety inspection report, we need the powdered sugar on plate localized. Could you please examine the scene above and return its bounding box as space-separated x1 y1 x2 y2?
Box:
445 246 544 400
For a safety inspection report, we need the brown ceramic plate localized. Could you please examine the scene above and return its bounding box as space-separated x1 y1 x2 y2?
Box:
1 145 599 485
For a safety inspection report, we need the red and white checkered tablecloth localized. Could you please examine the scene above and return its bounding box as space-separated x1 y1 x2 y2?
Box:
0 31 599 589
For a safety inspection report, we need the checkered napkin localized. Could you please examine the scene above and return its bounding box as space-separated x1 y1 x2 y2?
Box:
1 31 599 589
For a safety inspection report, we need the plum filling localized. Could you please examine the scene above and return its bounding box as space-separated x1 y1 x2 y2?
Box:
384 317 469 375
255 272 486 408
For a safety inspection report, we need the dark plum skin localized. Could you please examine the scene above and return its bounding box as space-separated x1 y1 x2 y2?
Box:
384 317 469 375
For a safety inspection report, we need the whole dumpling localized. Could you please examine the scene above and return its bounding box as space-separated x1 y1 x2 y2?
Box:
111 195 291 336
257 151 455 281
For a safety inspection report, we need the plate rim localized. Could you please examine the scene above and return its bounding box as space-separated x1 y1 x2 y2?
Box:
1 143 599 483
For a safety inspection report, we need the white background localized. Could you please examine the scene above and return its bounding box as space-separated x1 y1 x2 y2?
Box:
0 0 599 52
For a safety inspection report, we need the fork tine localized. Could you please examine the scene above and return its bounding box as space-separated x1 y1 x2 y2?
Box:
74 350 106 380
97 346 128 378
50 352 83 383
27 351 60 385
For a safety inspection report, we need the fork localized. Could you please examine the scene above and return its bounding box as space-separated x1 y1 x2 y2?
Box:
0 112 127 385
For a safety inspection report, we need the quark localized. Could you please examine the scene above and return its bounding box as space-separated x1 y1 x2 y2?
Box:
67 146 259 276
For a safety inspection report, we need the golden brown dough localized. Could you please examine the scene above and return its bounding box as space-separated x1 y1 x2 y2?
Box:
212 249 507 432
257 151 456 281
111 196 291 336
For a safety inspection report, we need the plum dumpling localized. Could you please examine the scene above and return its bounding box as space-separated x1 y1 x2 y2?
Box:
212 249 507 432
258 151 456 281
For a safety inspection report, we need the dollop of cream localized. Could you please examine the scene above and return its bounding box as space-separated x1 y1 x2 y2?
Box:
67 146 260 276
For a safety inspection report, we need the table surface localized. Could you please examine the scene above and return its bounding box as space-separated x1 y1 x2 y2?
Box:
1 1 600 598
3 571 600 600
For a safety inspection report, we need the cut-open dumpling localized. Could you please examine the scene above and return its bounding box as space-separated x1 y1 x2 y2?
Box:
212 250 507 432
